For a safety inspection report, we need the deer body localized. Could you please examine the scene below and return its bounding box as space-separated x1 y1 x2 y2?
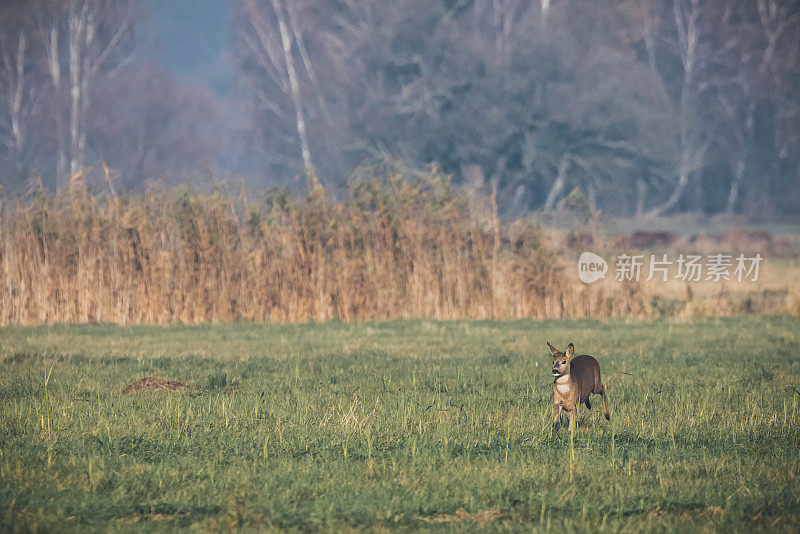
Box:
548 342 610 429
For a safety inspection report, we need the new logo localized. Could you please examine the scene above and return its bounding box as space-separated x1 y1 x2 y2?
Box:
578 252 608 283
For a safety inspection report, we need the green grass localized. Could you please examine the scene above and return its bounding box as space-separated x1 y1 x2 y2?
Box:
1 316 799 532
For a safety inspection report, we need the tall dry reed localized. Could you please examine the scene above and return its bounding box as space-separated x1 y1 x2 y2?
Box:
0 171 653 325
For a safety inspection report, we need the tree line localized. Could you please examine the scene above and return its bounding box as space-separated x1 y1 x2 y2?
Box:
1 0 798 216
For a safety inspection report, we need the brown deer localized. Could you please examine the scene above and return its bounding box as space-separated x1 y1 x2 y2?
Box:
548 342 610 430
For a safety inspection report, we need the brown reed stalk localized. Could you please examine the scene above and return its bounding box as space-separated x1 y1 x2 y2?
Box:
0 169 731 326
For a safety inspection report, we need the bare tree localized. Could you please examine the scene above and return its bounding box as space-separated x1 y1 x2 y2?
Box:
647 0 707 218
705 0 798 214
239 0 315 177
90 66 220 188
0 5 36 181
755 0 800 172
37 1 67 185
714 2 759 214
37 0 134 189
757 0 800 77
489 0 534 62
543 156 571 211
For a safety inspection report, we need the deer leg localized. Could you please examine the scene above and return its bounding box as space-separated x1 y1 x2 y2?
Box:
552 403 563 430
596 384 610 421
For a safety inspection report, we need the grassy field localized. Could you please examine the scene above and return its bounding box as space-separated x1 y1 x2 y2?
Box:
1 316 799 532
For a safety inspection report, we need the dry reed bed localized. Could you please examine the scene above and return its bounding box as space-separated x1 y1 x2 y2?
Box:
0 174 654 325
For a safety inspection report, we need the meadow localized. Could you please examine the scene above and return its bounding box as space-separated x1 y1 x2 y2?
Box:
1 316 799 532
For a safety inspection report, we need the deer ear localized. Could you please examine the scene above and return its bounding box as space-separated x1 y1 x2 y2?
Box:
547 341 559 356
565 343 574 357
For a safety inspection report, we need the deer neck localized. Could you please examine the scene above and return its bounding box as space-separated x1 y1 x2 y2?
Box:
554 372 572 394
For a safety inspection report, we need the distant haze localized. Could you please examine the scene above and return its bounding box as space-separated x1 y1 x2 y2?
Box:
139 0 233 95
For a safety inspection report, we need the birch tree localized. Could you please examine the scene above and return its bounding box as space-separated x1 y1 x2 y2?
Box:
0 3 37 182
238 0 315 178
755 0 800 203
37 0 134 189
646 0 707 218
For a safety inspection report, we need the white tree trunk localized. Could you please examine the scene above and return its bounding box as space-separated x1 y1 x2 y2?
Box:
635 180 646 219
647 0 701 218
540 0 550 29
272 0 313 176
43 23 68 188
41 0 131 186
726 103 755 214
544 156 570 211
67 1 83 178
0 30 28 174
10 33 26 162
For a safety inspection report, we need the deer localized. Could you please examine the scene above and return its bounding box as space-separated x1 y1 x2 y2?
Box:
548 341 610 430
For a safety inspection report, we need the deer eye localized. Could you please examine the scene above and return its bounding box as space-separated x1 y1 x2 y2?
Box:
562 360 566 364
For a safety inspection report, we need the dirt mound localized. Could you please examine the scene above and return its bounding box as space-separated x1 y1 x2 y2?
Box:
121 376 191 394
418 508 504 524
